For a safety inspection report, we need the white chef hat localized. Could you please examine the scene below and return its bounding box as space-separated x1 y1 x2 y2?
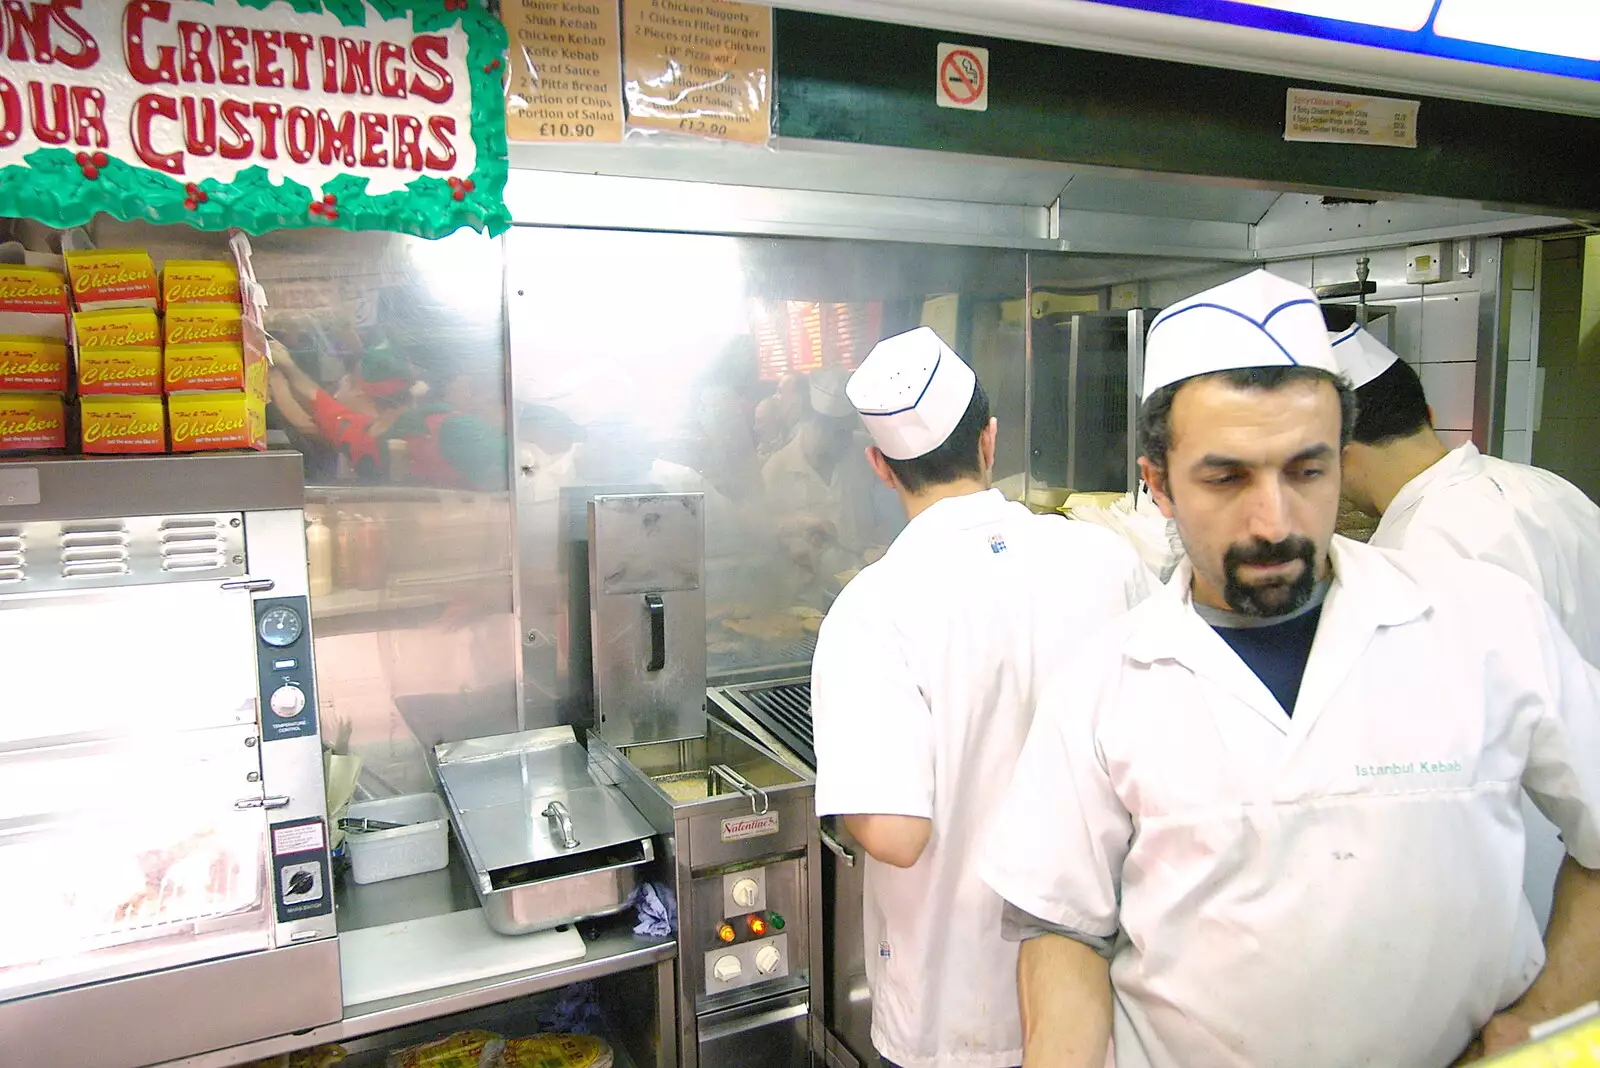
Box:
847 327 977 460
809 366 856 418
1329 324 1400 389
1142 269 1339 400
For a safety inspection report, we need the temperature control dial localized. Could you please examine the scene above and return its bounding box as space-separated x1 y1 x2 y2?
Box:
712 955 742 983
754 945 782 976
731 878 760 909
270 685 306 719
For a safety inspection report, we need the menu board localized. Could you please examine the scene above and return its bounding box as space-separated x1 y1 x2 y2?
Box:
504 1 626 143
623 0 773 144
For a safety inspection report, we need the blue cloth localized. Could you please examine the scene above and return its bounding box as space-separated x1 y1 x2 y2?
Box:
629 880 677 937
532 979 606 1035
1210 605 1323 716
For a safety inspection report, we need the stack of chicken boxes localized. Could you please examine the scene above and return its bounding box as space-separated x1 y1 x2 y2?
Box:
0 262 71 453
65 249 166 454
163 259 267 453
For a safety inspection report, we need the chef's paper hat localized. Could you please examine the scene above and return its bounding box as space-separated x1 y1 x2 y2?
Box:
847 327 978 460
1142 269 1338 400
809 367 856 418
1329 324 1400 389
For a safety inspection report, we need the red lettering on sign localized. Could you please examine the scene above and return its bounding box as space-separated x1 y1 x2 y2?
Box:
338 38 373 96
283 31 313 92
317 34 337 94
131 92 182 173
0 77 20 148
4 0 52 63
252 100 282 159
359 111 387 167
218 97 252 159
376 41 406 99
409 35 451 104
124 1 177 86
316 108 355 166
393 113 422 171
285 104 314 164
181 95 214 156
70 84 105 147
218 25 249 86
51 0 99 70
177 20 214 83
250 28 283 88
423 115 455 171
27 81 68 144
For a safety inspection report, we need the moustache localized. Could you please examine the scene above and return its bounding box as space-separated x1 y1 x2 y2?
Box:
1225 537 1315 573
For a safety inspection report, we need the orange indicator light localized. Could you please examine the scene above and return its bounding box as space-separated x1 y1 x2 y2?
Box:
748 915 767 936
717 923 736 943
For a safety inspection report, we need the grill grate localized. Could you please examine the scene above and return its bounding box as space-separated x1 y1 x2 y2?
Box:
725 680 814 769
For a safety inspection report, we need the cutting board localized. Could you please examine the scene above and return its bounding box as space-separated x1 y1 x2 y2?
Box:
339 907 586 1007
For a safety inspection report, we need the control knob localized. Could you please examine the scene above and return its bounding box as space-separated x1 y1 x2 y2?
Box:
731 877 760 909
754 944 782 976
269 685 306 718
712 955 743 983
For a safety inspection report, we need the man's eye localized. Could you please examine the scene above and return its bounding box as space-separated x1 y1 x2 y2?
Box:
1205 474 1240 486
1293 467 1326 480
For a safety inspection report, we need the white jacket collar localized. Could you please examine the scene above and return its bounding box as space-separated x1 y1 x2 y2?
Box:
1378 443 1483 537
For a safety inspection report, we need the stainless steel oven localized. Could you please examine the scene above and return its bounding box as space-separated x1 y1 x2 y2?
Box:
0 454 340 1068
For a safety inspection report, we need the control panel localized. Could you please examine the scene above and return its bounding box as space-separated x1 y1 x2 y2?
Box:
254 596 318 742
704 933 790 996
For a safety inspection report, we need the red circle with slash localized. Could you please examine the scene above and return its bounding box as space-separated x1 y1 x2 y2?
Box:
940 49 985 106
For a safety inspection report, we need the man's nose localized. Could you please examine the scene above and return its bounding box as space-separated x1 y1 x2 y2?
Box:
1243 477 1293 544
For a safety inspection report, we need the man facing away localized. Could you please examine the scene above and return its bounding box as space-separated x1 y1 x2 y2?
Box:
811 327 1152 1068
1334 323 1600 931
982 270 1600 1068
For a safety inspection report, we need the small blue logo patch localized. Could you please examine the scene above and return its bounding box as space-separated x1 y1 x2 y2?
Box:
988 534 1007 554
879 941 892 958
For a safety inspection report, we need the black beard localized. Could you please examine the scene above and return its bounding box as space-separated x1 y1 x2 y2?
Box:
1221 536 1317 617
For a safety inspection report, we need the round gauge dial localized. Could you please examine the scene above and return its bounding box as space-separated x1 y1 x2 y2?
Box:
258 606 304 648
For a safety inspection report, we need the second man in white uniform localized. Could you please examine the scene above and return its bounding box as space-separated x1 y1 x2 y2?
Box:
812 328 1151 1068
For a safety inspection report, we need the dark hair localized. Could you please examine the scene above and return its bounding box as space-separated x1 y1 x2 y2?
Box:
1351 357 1432 445
883 380 992 493
1138 366 1357 473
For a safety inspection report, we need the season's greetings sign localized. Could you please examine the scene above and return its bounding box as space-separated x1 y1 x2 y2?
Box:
0 0 510 238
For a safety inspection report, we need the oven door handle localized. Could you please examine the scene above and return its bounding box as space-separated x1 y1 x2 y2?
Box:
819 821 857 867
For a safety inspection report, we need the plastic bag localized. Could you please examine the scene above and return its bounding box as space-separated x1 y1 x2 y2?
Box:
501 1034 614 1068
386 1031 506 1068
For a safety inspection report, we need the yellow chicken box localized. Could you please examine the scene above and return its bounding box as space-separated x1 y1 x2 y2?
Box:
164 303 242 347
64 249 158 311
0 336 69 393
165 341 267 396
0 265 69 338
74 308 161 350
78 346 163 396
80 395 166 454
168 390 266 452
162 260 240 307
0 393 66 451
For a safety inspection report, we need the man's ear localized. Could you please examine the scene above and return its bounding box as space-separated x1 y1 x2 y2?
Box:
979 418 998 471
866 444 899 491
1138 456 1176 519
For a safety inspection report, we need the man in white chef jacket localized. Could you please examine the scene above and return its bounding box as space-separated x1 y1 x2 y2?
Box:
981 270 1600 1068
1333 324 1600 932
812 328 1152 1068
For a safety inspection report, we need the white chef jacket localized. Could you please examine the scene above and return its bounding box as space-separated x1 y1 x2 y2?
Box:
982 536 1600 1068
813 490 1152 1068
1371 442 1600 929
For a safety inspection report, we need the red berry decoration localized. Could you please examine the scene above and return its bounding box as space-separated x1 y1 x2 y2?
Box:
183 197 198 211
483 58 500 73
322 193 337 205
326 208 340 221
195 189 209 204
184 182 199 195
462 178 475 192
75 151 89 165
82 165 99 180
452 188 465 202
309 201 325 216
91 151 108 168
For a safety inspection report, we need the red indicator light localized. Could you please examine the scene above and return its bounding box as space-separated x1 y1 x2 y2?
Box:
748 915 767 936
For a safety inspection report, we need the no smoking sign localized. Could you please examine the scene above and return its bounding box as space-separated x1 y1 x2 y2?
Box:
937 43 989 112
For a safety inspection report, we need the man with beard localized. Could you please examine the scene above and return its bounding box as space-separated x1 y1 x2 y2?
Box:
981 270 1600 1068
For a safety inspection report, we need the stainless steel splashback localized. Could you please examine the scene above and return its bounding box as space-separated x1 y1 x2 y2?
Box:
589 493 707 746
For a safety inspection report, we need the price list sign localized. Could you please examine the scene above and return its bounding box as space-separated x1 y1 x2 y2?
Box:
504 1 625 143
623 0 773 145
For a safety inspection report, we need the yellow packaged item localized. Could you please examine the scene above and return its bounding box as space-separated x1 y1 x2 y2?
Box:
165 342 253 393
80 396 166 454
239 1044 347 1068
64 249 158 310
502 1034 614 1068
163 259 240 307
0 336 69 392
168 390 267 452
74 307 161 350
78 345 163 395
165 302 243 346
385 1030 505 1068
0 393 66 451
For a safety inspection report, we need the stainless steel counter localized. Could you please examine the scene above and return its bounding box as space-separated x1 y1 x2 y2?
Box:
146 846 676 1068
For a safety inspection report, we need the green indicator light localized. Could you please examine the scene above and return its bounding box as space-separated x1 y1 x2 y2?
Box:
769 912 785 930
